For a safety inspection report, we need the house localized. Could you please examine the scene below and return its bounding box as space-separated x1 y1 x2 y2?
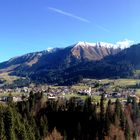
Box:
13 96 22 102
48 96 57 100
0 96 13 102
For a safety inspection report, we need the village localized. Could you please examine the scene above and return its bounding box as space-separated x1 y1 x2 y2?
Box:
0 79 139 104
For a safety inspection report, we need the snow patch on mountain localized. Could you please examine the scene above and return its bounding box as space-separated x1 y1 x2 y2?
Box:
116 39 134 49
74 39 134 49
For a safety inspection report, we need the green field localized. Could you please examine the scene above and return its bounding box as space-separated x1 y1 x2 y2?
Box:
0 92 28 97
136 89 140 97
0 72 20 84
62 93 88 100
83 78 140 86
79 78 140 93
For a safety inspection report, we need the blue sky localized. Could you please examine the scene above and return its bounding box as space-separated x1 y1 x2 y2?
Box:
0 0 140 62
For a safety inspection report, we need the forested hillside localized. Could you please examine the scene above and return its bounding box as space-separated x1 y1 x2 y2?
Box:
0 42 130 86
2 44 140 88
0 92 140 140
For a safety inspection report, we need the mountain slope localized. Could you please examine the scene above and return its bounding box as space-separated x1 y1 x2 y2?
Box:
0 51 48 72
107 43 140 68
71 42 121 61
0 41 121 73
0 41 139 86
29 43 140 85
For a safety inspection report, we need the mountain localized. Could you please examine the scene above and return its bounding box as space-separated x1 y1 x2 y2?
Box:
0 41 121 73
0 51 47 72
0 41 139 86
107 43 140 69
70 42 121 61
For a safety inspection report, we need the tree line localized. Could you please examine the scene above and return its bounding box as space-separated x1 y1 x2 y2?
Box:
0 92 140 140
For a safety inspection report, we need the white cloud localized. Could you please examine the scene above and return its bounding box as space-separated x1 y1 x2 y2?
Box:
48 7 110 33
48 7 90 23
116 39 134 48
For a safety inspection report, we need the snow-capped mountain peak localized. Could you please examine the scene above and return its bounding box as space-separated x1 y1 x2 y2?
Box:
46 48 60 53
74 40 134 49
76 41 96 47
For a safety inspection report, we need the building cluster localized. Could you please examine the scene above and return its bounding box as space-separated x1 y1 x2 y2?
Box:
0 82 138 103
0 94 29 103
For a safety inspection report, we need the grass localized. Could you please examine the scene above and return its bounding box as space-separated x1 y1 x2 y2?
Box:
95 79 140 87
134 69 140 75
81 78 140 92
92 95 100 102
62 93 88 100
0 72 19 84
136 89 140 97
0 92 28 97
85 78 140 86
71 85 89 90
115 79 140 86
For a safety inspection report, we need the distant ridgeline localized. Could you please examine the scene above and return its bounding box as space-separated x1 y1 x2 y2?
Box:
0 42 140 86
0 92 139 140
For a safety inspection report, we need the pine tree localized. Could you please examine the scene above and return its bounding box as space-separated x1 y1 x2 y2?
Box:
24 120 36 140
133 129 138 140
100 93 105 119
11 107 28 140
4 107 16 140
132 97 140 121
76 122 81 140
28 114 40 140
67 97 76 112
16 124 28 140
125 120 131 140
29 91 35 111
105 99 112 135
0 114 6 140
40 115 48 137
120 110 126 130
99 93 105 140
115 98 121 118
83 97 92 113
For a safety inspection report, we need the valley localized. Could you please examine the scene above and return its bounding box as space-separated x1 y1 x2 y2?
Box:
0 78 139 140
1 0 140 139
0 78 140 103
0 42 139 140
